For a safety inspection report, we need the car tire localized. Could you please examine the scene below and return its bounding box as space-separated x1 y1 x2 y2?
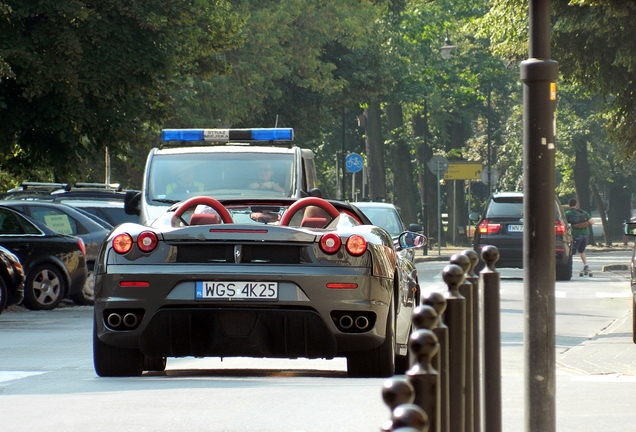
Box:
0 276 7 314
347 295 396 378
556 254 573 281
93 320 144 377
143 356 167 372
22 264 65 310
394 329 411 375
632 297 636 345
71 271 94 306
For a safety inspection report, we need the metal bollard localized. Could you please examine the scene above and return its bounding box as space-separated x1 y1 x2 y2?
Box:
382 378 416 432
461 249 481 432
424 292 449 432
480 245 502 432
390 404 430 432
442 264 466 432
411 305 439 366
407 329 440 432
450 253 474 432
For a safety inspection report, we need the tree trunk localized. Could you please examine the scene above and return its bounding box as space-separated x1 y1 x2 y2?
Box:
592 183 611 246
363 102 386 201
412 108 434 253
573 136 591 211
386 103 418 225
608 183 632 242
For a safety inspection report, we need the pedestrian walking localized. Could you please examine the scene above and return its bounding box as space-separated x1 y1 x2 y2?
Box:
565 198 594 276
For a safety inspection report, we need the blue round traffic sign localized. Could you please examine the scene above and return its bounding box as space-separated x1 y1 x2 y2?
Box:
345 153 364 173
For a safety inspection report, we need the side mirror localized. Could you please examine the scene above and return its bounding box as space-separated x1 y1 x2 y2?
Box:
124 190 141 216
469 212 480 222
398 232 427 249
308 188 322 198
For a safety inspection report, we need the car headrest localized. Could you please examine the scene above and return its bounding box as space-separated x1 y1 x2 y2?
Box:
300 217 328 228
190 213 220 226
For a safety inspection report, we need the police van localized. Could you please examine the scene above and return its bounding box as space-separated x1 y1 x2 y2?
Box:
124 128 321 224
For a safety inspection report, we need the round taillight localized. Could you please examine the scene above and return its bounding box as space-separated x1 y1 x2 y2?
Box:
346 235 367 256
320 232 342 254
112 233 134 254
137 231 159 253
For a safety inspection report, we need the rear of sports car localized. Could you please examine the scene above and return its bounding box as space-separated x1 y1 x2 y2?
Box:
93 222 400 377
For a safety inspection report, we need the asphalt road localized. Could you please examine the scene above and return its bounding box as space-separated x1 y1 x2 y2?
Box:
0 249 634 431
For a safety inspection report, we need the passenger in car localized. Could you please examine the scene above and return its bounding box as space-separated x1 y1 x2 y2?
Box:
166 169 204 195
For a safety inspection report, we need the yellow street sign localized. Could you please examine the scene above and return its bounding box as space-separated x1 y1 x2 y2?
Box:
443 162 483 180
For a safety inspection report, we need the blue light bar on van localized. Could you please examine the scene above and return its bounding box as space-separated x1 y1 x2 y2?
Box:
161 128 294 142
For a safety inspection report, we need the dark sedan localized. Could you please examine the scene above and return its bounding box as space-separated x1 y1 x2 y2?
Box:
1 201 112 304
470 191 573 280
0 205 88 310
0 245 25 314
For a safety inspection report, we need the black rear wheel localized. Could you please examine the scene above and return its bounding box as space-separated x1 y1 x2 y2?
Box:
556 253 573 281
143 356 167 372
0 276 7 314
93 320 144 377
347 295 396 378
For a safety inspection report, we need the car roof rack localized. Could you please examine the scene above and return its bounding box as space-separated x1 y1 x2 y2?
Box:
67 183 124 192
10 182 69 192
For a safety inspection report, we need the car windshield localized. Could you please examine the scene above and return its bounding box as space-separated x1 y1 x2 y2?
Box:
148 153 295 202
362 208 403 237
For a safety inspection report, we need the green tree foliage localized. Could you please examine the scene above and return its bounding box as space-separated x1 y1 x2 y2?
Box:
0 0 243 186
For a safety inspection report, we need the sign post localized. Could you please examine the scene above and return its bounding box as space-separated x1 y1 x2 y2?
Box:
345 153 363 200
428 156 449 255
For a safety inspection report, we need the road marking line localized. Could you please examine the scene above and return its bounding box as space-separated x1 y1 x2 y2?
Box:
571 374 636 383
596 292 631 298
0 371 45 383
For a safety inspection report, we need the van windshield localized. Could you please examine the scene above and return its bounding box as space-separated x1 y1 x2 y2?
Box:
148 153 295 203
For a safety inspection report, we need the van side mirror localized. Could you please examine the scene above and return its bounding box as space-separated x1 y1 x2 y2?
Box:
124 191 141 216
469 212 480 222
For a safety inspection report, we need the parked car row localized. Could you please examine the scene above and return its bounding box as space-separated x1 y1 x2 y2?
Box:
0 182 143 312
0 205 88 310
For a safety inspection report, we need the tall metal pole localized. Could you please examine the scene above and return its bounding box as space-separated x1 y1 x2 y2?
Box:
487 86 492 195
437 167 442 256
520 1 558 431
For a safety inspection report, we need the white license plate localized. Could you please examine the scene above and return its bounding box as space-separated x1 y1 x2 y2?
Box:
508 225 523 232
195 281 278 300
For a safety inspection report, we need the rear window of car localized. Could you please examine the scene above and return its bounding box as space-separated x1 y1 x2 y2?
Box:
485 196 524 218
484 195 563 220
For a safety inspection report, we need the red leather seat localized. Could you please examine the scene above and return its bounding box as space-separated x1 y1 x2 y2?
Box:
190 213 220 225
300 217 328 228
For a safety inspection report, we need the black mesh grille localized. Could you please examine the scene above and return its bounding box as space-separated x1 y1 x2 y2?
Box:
176 244 302 264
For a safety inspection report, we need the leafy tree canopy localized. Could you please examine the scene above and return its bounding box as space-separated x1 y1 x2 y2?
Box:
0 0 243 183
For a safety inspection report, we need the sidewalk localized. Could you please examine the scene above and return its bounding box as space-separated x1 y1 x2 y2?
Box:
414 243 634 266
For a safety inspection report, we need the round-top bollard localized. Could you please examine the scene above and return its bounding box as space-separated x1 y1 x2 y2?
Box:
407 329 440 432
412 305 439 331
391 403 430 432
382 378 416 432
480 245 501 432
460 249 479 278
424 292 449 432
461 249 481 432
450 253 475 432
442 264 466 432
